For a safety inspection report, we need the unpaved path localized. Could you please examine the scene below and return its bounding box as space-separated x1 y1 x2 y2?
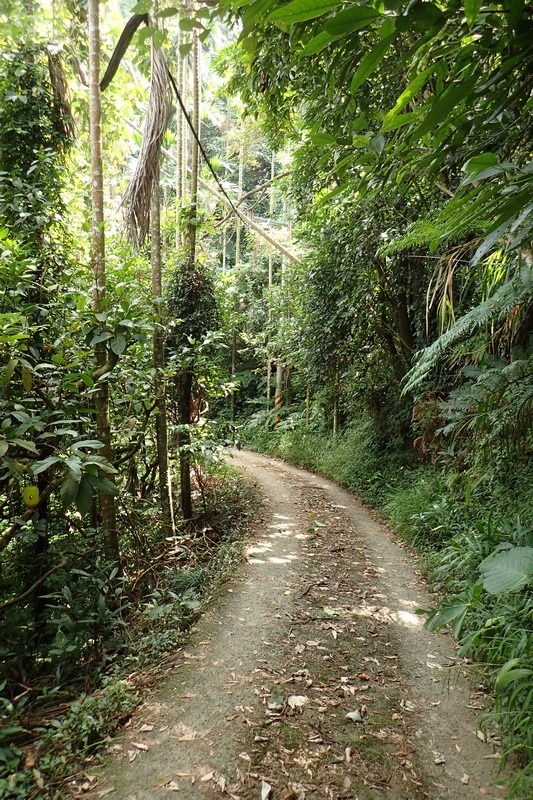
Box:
80 451 507 800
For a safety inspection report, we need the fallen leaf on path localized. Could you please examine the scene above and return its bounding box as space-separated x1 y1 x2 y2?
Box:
127 750 137 763
200 772 214 782
140 724 154 732
433 754 446 765
345 710 364 723
153 775 180 788
261 781 272 800
461 773 470 785
172 723 199 741
131 742 149 751
288 695 308 710
279 789 298 800
267 695 285 712
165 781 180 791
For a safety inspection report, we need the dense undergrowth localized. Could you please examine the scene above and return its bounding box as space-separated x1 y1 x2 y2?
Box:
245 418 533 799
0 464 255 800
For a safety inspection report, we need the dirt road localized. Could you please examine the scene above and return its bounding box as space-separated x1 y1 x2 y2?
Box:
81 450 507 800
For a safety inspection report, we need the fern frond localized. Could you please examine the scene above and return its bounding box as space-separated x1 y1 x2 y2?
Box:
405 266 533 393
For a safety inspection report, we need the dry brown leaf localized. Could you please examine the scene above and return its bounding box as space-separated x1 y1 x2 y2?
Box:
279 789 298 800
131 742 149 751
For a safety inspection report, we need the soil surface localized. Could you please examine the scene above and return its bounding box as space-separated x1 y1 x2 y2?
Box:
78 450 508 800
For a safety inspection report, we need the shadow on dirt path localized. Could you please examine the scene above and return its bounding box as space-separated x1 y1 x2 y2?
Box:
79 450 507 800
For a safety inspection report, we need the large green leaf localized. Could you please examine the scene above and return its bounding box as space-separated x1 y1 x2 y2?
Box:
324 5 380 35
301 30 340 55
268 0 340 24
75 478 93 516
350 33 395 93
494 659 533 693
60 473 81 507
410 74 477 139
464 0 482 27
382 64 435 124
479 546 533 594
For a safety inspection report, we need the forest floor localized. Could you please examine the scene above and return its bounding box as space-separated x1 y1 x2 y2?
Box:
77 450 509 800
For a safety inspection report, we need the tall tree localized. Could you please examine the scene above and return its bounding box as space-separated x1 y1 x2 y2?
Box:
177 32 201 521
88 0 119 561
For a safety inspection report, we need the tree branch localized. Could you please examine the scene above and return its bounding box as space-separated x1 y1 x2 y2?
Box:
0 555 67 612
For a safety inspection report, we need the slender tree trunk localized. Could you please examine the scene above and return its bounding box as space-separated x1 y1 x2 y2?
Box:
333 369 340 435
187 36 199 270
178 33 200 522
306 386 310 427
175 29 184 249
230 141 244 423
88 0 119 562
151 166 175 537
266 152 275 425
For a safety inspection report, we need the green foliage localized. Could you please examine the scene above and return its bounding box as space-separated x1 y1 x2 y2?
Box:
167 263 219 347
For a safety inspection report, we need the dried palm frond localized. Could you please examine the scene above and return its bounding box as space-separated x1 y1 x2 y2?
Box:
122 45 171 248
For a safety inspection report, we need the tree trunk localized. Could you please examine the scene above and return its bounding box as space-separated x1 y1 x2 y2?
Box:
179 33 200 521
333 369 340 435
151 164 175 538
175 28 184 249
88 0 119 562
266 151 275 425
230 140 244 423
